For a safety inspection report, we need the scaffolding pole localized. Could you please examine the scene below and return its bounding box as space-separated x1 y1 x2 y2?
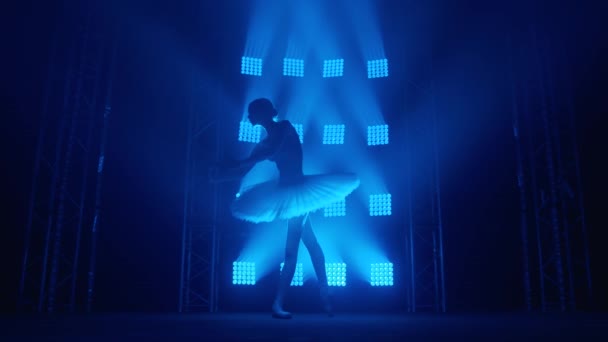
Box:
19 0 113 313
509 36 533 311
86 22 118 313
510 25 593 312
404 62 447 313
178 74 222 313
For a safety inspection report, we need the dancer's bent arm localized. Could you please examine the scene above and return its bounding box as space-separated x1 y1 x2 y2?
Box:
211 124 286 182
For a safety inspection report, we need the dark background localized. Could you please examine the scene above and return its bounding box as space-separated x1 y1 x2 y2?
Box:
2 0 606 313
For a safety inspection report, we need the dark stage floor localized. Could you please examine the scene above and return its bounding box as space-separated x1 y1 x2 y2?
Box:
2 312 607 341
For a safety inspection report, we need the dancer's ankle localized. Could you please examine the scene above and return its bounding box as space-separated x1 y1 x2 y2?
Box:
272 298 284 310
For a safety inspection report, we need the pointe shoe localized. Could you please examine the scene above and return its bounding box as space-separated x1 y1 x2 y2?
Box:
272 303 292 319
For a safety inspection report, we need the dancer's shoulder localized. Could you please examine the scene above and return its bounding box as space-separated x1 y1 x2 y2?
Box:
277 119 295 132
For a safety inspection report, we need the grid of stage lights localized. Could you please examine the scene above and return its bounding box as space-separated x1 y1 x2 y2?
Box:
322 125 345 145
368 125 389 146
323 59 344 77
326 263 347 287
241 57 263 76
283 58 305 77
369 194 392 216
238 121 262 143
292 123 304 143
232 262 256 285
280 262 304 286
371 263 394 286
240 57 390 78
367 59 389 79
324 200 346 217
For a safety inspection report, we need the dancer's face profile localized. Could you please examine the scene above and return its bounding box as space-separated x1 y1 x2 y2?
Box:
247 109 267 126
247 99 276 126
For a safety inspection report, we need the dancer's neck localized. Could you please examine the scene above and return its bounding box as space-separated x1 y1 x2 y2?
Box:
261 120 279 132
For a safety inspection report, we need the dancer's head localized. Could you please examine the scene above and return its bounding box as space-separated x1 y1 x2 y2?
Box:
248 98 277 126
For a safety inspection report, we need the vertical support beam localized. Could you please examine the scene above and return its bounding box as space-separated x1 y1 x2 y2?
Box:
47 3 94 312
564 57 593 306
404 59 446 313
508 36 533 311
544 40 576 311
18 5 62 311
20 0 112 313
405 133 416 312
68 15 106 312
178 68 197 313
178 75 221 312
210 83 222 313
38 47 74 312
86 23 118 313
531 27 567 311
525 87 548 311
430 74 447 313
511 24 592 312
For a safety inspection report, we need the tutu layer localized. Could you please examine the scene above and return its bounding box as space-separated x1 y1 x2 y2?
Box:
231 173 360 223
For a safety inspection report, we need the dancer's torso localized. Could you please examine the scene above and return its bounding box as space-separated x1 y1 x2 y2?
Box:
266 121 303 183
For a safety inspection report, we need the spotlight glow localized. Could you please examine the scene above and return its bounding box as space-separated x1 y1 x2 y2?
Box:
323 59 344 77
322 124 345 145
326 262 347 287
283 58 305 77
232 261 256 285
324 200 346 217
371 263 394 286
280 262 304 286
238 121 262 143
369 194 392 216
367 59 389 78
292 123 304 143
367 125 389 146
241 57 263 76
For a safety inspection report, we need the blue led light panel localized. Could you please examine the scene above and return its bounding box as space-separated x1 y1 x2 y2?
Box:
241 57 263 76
367 124 389 146
324 200 346 217
322 124 345 144
232 261 256 285
280 262 304 286
369 193 392 216
371 262 394 286
292 123 304 143
367 59 389 78
238 121 262 143
326 262 347 286
323 59 344 77
283 58 305 77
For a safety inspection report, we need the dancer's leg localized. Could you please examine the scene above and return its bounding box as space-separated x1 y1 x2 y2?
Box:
272 216 304 318
301 216 333 316
301 216 327 286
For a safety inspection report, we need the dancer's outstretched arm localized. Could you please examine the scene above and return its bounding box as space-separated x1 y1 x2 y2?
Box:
236 121 289 168
210 137 279 182
210 121 288 183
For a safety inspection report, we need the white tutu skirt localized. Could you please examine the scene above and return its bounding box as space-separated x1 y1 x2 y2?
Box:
231 173 360 223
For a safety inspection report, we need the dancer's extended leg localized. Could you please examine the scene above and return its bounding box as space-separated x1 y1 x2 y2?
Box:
272 216 304 319
301 216 333 316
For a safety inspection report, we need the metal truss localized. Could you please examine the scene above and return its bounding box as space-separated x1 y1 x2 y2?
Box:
510 28 592 312
19 0 115 312
178 74 222 313
404 73 447 313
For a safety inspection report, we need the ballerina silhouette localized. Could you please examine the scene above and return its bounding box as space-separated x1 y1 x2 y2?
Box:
211 98 359 319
